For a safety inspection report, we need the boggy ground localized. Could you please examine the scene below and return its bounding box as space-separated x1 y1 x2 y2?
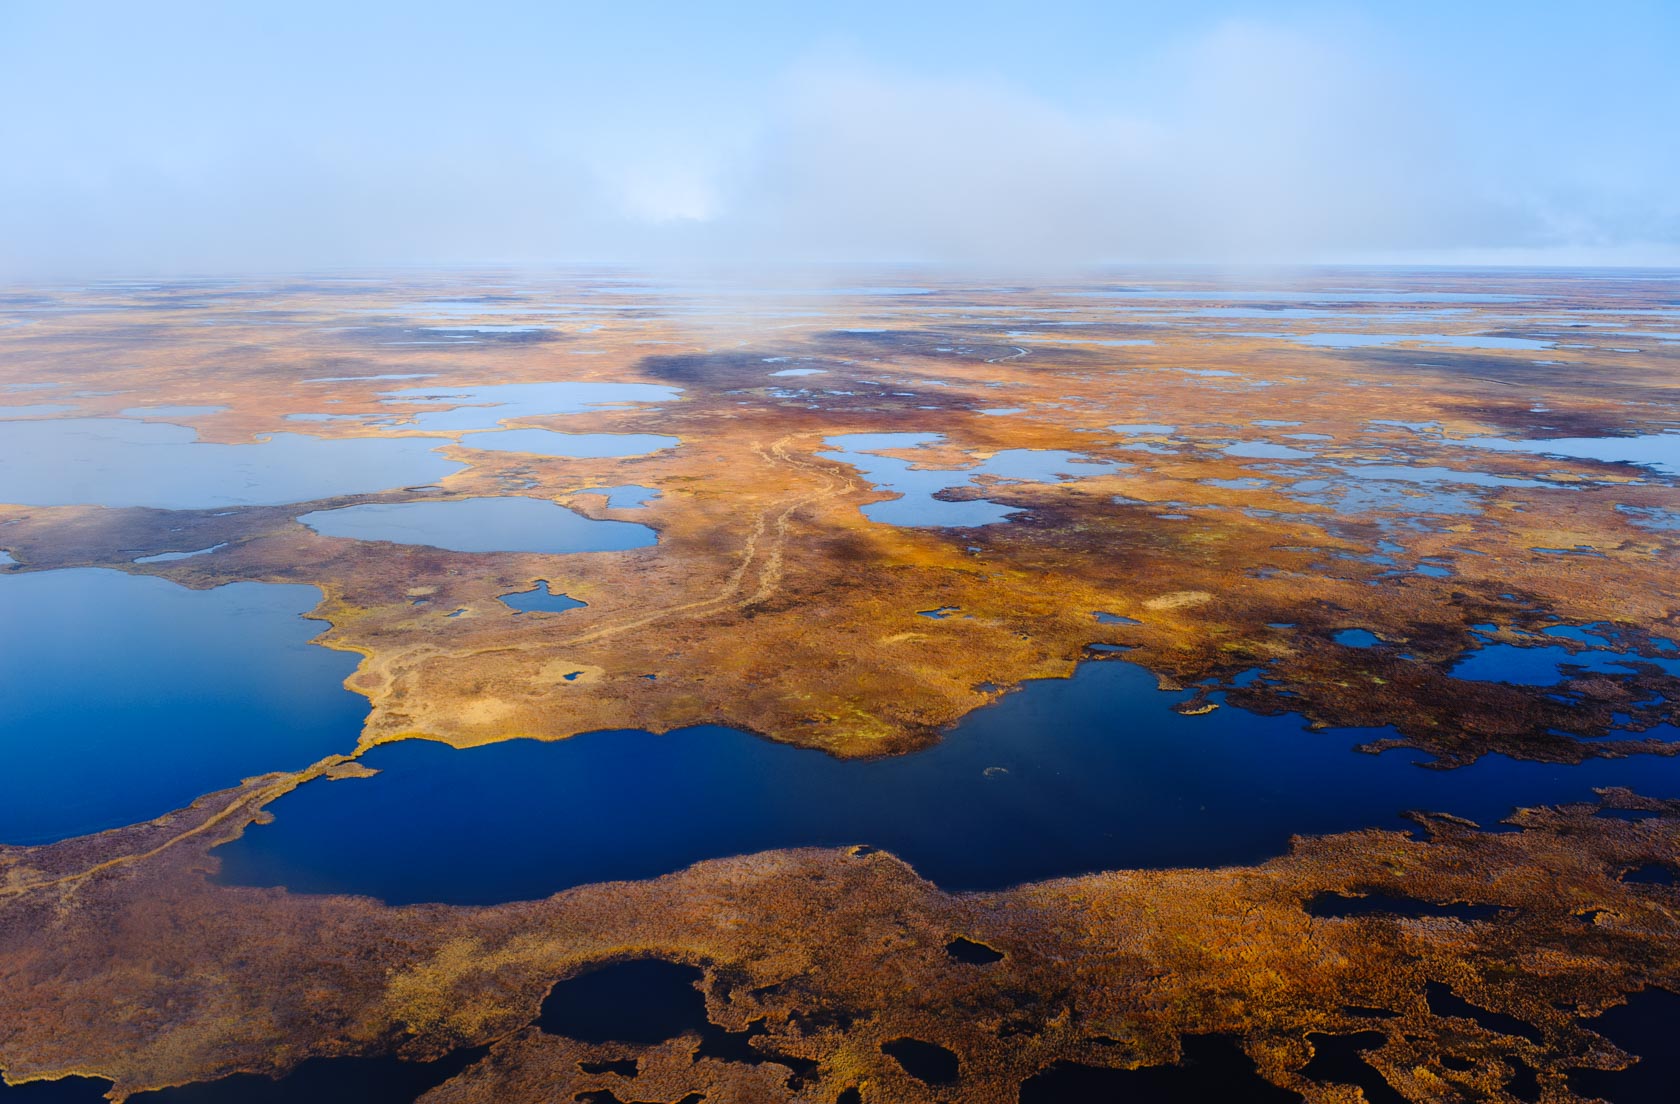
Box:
0 774 1677 1103
1 271 1679 1101
1 271 1677 764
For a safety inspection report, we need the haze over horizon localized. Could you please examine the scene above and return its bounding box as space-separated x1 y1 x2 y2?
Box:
3 0 1677 278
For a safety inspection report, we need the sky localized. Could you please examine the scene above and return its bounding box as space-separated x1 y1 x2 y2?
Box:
1 0 1676 275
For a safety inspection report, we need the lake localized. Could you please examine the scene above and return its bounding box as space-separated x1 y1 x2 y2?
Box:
0 569 365 844
213 656 1680 905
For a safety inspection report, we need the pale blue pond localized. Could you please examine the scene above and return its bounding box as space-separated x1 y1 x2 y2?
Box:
1253 333 1556 351
302 372 434 383
0 403 77 418
1075 290 1533 303
298 496 657 553
500 581 587 614
133 543 227 564
823 433 1120 527
1461 433 1680 478
284 412 400 424
0 569 365 844
1617 504 1680 531
1286 477 1483 516
118 405 228 419
405 301 555 316
0 418 463 509
1224 442 1316 460
380 381 680 432
1370 419 1440 432
459 429 679 458
1023 337 1154 347
1335 463 1549 489
1189 307 1359 318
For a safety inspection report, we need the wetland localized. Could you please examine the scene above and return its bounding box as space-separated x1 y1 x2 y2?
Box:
3 268 1679 1103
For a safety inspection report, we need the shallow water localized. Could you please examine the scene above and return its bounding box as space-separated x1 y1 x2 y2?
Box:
822 433 1118 527
213 658 1680 905
1225 442 1316 460
1271 333 1555 351
1287 477 1482 517
379 381 679 432
0 569 364 844
299 496 657 554
117 405 228 419
1077 289 1532 303
573 484 660 508
1616 503 1680 530
1461 432 1680 478
302 372 435 383
133 543 227 564
1335 463 1548 489
0 403 77 418
500 581 587 614
0 418 463 509
459 429 679 458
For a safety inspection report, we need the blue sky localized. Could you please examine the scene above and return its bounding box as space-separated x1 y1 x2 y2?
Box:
1 1 1675 274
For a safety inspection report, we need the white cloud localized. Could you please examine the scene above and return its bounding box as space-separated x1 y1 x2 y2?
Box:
0 17 1671 275
711 22 1544 265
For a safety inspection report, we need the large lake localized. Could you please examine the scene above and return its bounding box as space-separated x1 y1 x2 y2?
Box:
0 569 365 844
214 656 1680 904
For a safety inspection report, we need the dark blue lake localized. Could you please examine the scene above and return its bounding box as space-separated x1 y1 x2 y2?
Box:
213 658 1680 905
0 569 366 844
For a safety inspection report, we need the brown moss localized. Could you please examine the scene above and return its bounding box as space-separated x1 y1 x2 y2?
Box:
3 271 1679 1101
0 779 1677 1102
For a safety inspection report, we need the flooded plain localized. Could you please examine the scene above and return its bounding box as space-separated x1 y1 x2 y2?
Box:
4 269 1679 1104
